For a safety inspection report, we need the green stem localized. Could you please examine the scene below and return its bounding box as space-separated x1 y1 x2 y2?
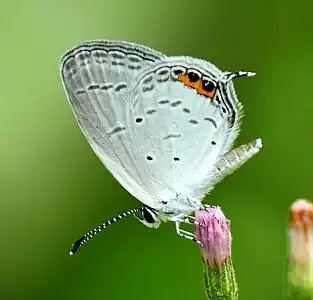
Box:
286 259 313 300
202 258 238 300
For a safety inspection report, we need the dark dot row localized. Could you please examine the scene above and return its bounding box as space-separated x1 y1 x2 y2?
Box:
146 156 180 162
187 71 215 93
145 142 217 163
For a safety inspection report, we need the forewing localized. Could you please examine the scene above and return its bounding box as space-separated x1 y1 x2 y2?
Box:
60 40 166 205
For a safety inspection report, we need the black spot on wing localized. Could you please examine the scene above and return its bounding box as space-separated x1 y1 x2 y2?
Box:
115 83 127 92
156 67 170 83
142 85 155 92
170 101 182 107
87 84 100 90
109 126 126 136
158 99 170 105
101 83 114 90
76 89 87 95
162 134 182 140
204 117 217 129
142 75 154 85
136 117 143 123
146 109 157 115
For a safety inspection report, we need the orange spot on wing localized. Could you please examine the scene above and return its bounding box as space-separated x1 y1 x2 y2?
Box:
177 74 216 101
178 74 201 89
198 85 216 99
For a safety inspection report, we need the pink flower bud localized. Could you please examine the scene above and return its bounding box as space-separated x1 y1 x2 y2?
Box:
288 199 313 281
286 199 313 299
195 207 231 268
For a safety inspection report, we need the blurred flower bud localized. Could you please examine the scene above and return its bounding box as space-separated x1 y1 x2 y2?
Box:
287 199 313 299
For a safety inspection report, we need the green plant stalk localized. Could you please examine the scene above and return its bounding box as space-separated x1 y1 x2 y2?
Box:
286 258 313 300
202 257 238 300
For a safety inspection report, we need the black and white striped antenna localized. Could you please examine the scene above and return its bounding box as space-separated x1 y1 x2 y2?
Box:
224 70 256 82
69 207 142 255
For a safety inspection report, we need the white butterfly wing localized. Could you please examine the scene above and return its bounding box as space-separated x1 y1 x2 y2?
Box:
60 40 166 207
125 57 242 203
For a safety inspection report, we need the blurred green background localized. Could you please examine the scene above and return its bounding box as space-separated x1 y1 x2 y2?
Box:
1 0 313 299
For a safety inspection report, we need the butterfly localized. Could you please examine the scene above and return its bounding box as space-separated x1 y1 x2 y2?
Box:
60 40 262 254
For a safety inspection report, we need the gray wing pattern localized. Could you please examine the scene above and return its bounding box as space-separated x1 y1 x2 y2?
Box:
60 40 166 207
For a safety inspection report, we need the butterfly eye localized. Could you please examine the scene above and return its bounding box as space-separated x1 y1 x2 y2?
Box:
187 71 200 83
202 80 215 93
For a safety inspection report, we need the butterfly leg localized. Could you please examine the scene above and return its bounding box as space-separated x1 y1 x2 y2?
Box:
175 221 202 245
180 215 197 224
175 221 196 240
